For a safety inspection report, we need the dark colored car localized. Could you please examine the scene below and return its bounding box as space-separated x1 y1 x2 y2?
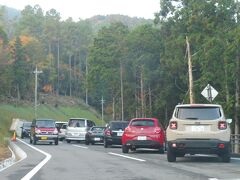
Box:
20 122 32 139
104 121 129 148
30 119 59 145
122 118 165 153
85 126 106 145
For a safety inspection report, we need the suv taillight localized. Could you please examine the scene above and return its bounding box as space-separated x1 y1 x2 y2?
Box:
105 130 112 136
154 127 161 134
218 121 227 130
170 121 177 130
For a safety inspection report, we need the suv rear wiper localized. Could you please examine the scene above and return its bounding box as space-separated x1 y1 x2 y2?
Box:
185 117 199 120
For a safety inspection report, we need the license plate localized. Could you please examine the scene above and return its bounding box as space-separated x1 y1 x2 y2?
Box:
137 136 147 140
41 136 48 140
94 137 101 141
191 126 205 132
117 132 123 136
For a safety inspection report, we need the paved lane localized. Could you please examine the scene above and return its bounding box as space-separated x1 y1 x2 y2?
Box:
1 140 240 180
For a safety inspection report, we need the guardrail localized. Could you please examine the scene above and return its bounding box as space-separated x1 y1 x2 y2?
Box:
231 134 240 154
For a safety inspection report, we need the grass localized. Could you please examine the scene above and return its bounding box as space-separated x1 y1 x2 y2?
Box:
0 103 102 145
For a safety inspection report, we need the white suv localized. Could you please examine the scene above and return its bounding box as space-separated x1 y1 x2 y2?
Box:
166 104 232 162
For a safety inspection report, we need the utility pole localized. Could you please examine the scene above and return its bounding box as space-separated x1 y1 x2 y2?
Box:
101 96 105 126
186 36 195 104
33 65 42 119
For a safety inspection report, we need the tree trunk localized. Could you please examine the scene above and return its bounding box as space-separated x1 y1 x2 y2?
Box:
57 39 60 96
148 85 152 116
120 61 124 121
140 66 145 117
112 96 115 120
85 57 88 105
69 54 72 97
234 51 240 153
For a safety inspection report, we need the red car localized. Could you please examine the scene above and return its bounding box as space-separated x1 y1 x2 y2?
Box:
122 118 165 153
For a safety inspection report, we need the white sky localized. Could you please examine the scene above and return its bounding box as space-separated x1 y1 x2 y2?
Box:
0 0 160 20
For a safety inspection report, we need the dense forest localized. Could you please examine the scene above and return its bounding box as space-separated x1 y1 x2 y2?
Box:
0 0 239 134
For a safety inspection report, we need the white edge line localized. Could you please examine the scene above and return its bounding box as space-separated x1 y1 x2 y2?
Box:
72 145 88 149
17 138 52 180
0 142 27 172
108 152 146 162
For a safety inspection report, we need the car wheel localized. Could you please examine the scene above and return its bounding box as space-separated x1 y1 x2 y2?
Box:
30 137 32 144
55 139 59 145
159 147 164 154
104 139 108 148
85 140 89 145
66 140 71 143
167 149 176 162
221 152 231 163
122 145 129 153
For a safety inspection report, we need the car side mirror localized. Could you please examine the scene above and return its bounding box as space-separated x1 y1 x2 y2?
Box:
226 119 232 124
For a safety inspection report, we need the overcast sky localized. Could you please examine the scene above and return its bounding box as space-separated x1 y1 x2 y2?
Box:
0 0 160 20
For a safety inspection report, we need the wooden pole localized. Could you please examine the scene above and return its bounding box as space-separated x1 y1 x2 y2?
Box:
186 36 195 104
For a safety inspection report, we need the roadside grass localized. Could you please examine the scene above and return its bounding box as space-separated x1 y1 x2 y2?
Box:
0 104 102 146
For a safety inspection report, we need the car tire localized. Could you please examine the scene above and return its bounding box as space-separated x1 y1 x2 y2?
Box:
122 145 129 153
85 140 90 145
221 152 231 163
159 147 164 154
167 149 176 162
30 137 32 144
104 139 108 148
55 139 59 145
66 140 71 143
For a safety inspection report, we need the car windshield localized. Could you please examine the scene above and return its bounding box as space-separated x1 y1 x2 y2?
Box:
131 120 155 127
68 119 85 127
23 122 32 127
36 120 55 128
175 107 221 120
111 122 128 130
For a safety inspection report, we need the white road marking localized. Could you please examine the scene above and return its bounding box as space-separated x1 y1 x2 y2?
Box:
108 152 146 162
72 145 88 149
17 138 51 180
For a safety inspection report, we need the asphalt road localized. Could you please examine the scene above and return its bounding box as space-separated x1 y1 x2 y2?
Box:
1 139 240 180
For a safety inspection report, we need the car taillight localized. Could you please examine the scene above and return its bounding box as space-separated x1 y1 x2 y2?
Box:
105 130 112 136
218 121 227 130
170 121 177 130
154 127 161 134
35 128 41 134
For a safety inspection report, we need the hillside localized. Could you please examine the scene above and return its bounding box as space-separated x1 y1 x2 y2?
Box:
0 94 103 145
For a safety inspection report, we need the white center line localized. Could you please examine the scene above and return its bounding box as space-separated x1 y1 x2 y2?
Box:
17 138 51 180
108 152 146 162
72 145 88 149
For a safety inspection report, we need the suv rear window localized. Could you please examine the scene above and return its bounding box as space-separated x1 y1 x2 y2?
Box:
110 122 128 130
36 120 55 128
175 107 221 120
68 119 86 127
131 120 154 127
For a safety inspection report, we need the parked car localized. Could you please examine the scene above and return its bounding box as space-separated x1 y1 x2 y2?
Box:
104 121 129 148
121 118 165 153
166 104 232 162
20 122 32 139
58 123 67 141
85 126 106 145
30 119 59 145
65 118 96 143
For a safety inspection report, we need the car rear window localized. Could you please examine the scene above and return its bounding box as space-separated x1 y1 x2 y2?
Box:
68 119 86 127
111 122 128 130
91 127 105 131
175 107 221 120
131 120 155 127
36 120 55 128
